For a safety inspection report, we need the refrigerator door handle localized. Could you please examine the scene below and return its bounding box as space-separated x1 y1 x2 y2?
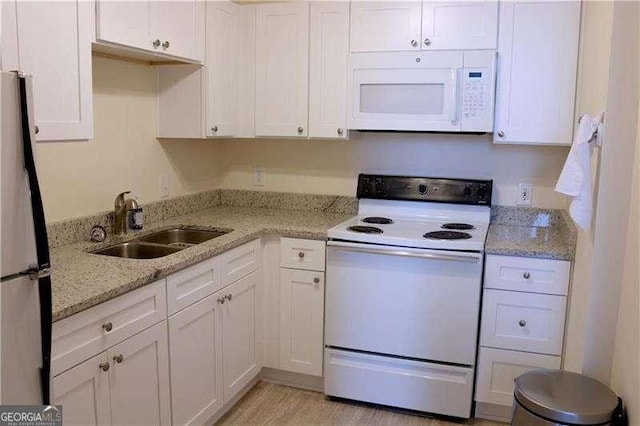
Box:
17 72 52 405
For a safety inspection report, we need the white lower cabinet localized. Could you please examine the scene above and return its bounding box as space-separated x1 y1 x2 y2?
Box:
222 271 260 403
169 294 223 425
52 321 171 426
476 347 561 407
52 353 111 426
279 269 325 376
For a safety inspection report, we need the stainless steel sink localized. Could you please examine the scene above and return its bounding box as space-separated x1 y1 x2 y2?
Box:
137 228 229 248
91 227 230 259
93 242 183 259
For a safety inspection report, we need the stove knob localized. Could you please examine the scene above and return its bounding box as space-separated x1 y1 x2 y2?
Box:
477 185 488 198
463 186 472 197
375 181 384 193
418 184 428 194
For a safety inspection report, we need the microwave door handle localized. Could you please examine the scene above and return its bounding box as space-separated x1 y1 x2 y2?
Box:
450 68 459 124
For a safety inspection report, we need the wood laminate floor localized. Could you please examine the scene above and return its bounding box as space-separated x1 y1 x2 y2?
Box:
217 381 505 426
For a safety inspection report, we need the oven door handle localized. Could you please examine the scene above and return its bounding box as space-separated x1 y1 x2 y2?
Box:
327 241 482 263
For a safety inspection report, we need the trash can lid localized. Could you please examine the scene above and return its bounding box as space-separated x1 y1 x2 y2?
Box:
514 370 618 425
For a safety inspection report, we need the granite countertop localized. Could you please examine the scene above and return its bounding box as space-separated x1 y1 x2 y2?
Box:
485 207 577 261
51 205 351 322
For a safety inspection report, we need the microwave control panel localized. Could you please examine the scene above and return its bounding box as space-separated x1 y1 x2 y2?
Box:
462 70 488 120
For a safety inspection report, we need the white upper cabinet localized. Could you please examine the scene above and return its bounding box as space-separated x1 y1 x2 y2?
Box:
350 1 497 52
255 2 310 137
494 1 580 145
350 2 422 52
96 0 204 62
421 2 498 50
309 2 350 139
14 0 93 141
206 1 236 137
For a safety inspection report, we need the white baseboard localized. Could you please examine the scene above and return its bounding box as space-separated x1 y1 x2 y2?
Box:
260 367 324 393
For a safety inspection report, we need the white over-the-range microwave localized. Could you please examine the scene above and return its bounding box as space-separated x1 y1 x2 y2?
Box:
348 50 496 133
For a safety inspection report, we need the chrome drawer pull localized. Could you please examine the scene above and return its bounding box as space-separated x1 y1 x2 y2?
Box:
523 272 531 279
519 320 527 327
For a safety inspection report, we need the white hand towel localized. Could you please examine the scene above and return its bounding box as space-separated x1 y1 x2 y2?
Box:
555 114 602 230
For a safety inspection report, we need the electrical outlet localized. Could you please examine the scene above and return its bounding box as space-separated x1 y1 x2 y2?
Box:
253 167 266 186
517 183 533 206
159 174 170 198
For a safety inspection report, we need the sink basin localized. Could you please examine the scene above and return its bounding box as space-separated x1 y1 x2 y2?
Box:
137 228 229 248
93 242 183 259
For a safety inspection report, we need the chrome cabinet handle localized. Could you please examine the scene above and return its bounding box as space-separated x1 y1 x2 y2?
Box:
225 294 233 301
162 40 170 49
35 125 40 134
217 297 225 304
99 362 110 372
212 126 218 133
523 272 531 279
519 320 527 327
498 131 505 138
113 354 124 364
152 39 161 48
424 38 431 46
337 128 344 136
313 277 320 284
102 322 113 332
297 126 304 134
411 39 418 47
298 251 305 259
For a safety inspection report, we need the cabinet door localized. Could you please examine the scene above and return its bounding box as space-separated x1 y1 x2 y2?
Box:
280 269 324 376
222 272 260 403
52 353 111 426
350 2 422 52
309 2 349 139
15 0 93 140
476 347 561 406
169 295 223 425
421 2 498 50
96 0 152 52
206 1 236 137
255 2 309 137
153 0 204 61
108 321 171 426
494 1 580 145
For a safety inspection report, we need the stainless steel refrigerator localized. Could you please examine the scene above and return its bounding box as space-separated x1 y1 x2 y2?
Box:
0 71 52 405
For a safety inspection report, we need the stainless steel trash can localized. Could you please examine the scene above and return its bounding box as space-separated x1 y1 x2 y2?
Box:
512 370 619 425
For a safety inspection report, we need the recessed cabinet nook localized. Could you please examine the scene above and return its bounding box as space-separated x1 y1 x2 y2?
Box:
3 0 580 145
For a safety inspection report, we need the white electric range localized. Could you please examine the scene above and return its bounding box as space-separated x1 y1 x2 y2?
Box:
324 174 493 419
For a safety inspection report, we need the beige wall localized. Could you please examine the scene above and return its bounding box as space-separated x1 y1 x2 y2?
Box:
219 133 570 208
36 56 222 223
563 0 614 373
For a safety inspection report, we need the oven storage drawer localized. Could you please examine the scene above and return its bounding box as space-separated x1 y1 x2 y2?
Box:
325 243 482 365
484 255 571 296
475 347 561 407
280 237 326 271
480 289 566 355
324 348 474 418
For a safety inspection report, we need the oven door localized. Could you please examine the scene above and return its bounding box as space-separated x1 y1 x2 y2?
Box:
325 241 482 366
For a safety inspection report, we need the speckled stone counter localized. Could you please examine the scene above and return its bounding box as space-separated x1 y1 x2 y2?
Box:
486 206 577 261
50 205 351 322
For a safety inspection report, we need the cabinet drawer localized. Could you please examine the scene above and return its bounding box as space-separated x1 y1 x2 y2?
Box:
475 347 560 407
480 290 566 355
220 239 261 284
485 255 571 295
166 256 223 315
52 280 167 376
280 238 326 271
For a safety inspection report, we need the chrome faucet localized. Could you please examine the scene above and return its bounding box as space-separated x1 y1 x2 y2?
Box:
114 191 139 236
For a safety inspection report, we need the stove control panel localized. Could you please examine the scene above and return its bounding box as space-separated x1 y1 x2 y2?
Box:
357 174 493 205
